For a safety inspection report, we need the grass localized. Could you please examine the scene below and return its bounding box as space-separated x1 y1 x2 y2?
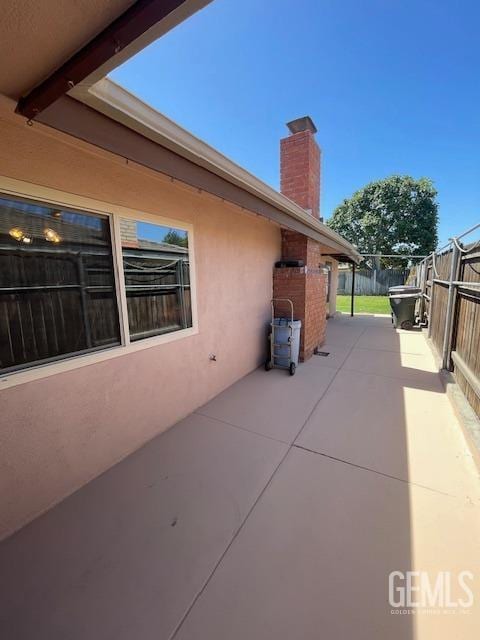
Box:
336 295 391 315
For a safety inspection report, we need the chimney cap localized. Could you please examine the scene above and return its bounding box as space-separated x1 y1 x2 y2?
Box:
286 116 317 135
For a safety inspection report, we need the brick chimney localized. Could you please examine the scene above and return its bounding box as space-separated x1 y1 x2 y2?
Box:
273 116 327 361
280 116 321 220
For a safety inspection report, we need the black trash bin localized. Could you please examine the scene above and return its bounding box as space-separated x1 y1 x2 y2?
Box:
389 292 419 330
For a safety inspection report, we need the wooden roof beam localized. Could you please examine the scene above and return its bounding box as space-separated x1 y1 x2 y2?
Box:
16 0 194 120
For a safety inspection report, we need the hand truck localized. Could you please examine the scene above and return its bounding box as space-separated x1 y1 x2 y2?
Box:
265 298 297 376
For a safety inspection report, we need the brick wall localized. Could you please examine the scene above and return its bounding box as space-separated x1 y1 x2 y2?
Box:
274 117 326 361
280 130 321 219
119 217 139 248
280 229 308 261
273 234 326 361
304 266 327 354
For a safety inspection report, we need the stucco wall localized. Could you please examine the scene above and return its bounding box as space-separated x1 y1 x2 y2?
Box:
0 100 281 540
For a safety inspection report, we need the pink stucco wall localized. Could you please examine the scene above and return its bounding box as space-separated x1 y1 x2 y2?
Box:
0 99 281 540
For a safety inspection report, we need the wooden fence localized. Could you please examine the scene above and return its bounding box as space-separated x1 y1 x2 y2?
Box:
338 268 408 295
417 226 480 418
0 242 191 373
0 244 121 372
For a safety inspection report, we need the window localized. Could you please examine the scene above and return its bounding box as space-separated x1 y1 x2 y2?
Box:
0 186 196 379
120 219 192 341
0 195 120 373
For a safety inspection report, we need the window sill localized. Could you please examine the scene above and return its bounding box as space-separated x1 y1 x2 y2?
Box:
0 325 199 390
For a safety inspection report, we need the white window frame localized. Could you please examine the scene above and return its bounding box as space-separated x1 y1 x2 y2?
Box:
0 175 198 390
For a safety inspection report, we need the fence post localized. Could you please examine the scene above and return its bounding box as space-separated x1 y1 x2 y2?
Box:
420 259 428 323
441 241 461 370
427 254 435 339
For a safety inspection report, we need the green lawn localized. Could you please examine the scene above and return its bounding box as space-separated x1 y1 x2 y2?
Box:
336 295 391 315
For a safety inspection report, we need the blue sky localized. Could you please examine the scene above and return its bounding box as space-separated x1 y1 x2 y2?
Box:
111 0 480 247
137 221 187 244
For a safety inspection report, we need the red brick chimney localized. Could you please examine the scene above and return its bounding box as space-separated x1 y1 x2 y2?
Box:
280 116 321 220
273 116 327 361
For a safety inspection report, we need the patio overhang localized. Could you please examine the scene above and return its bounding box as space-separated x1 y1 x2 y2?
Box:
321 253 357 265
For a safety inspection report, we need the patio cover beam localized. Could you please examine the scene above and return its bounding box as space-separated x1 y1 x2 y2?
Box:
16 0 192 120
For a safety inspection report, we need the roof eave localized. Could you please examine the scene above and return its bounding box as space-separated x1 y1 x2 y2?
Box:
71 78 361 262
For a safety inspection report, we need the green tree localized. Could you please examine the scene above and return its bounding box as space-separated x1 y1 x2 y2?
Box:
163 229 188 248
327 176 438 267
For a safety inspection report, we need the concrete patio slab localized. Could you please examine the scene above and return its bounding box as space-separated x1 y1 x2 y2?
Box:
0 413 287 640
356 326 433 356
342 346 442 391
296 368 480 497
322 321 367 347
196 365 337 443
174 447 480 640
303 342 352 370
0 315 478 640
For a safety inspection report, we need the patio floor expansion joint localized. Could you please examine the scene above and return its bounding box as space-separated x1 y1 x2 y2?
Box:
168 441 291 640
192 411 290 445
292 444 457 498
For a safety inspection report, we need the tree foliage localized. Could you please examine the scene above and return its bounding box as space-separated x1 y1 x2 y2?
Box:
163 229 188 248
327 176 438 267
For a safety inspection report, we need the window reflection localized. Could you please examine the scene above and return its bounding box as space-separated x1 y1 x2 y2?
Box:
0 195 120 372
120 219 192 341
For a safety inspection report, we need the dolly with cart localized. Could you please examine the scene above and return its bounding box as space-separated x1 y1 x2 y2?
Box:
265 298 301 376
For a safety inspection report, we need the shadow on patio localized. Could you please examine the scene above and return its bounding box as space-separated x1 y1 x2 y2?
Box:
0 315 479 639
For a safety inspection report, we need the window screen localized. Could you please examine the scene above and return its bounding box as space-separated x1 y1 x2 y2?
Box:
0 195 120 372
120 219 192 341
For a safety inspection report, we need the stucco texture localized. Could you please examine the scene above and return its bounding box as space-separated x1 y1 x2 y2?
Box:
0 99 281 540
0 1 135 98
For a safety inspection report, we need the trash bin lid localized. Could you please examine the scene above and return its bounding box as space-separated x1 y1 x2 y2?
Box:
388 285 421 294
389 292 420 299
